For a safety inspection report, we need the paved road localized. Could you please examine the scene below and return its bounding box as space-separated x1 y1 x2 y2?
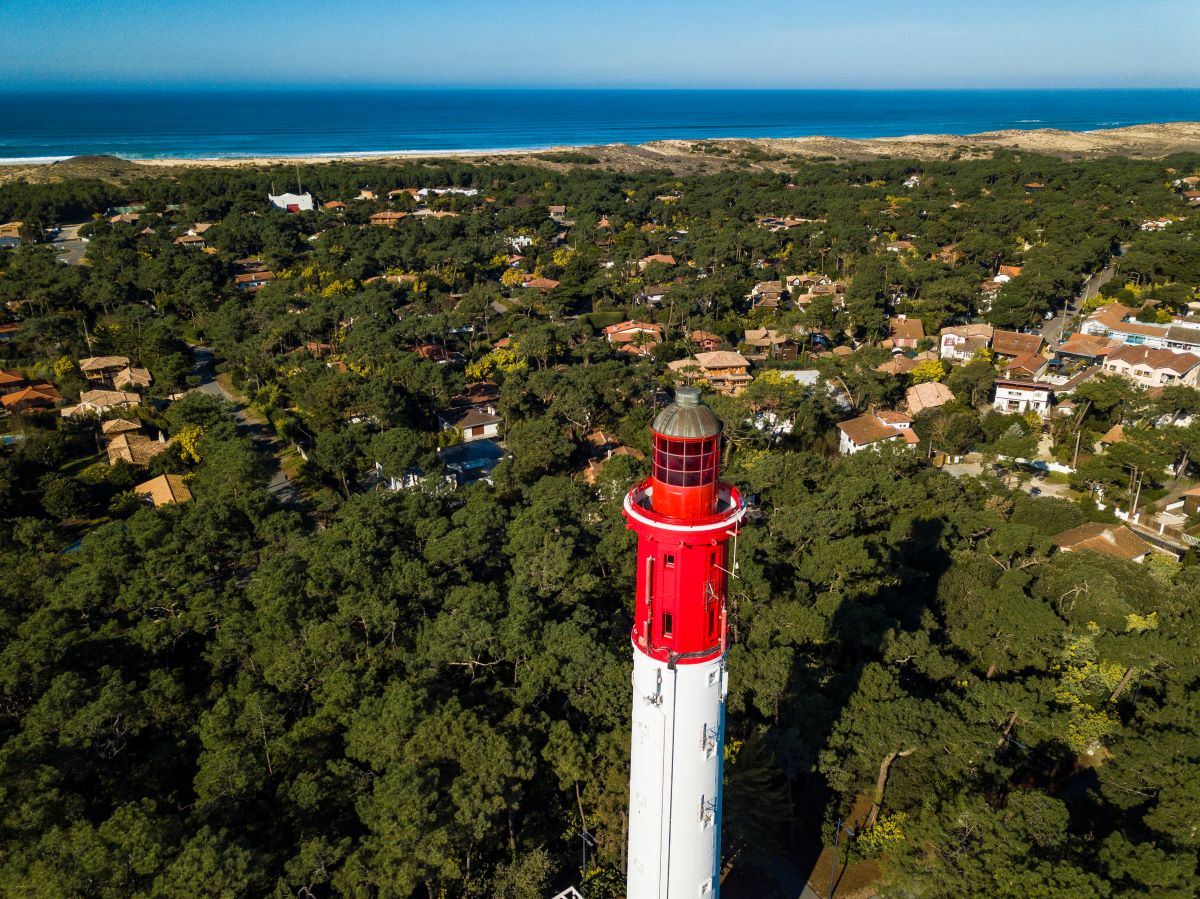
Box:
189 346 301 507
52 222 88 265
1039 251 1122 345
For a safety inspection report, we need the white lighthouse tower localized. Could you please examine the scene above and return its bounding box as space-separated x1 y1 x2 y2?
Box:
622 387 745 899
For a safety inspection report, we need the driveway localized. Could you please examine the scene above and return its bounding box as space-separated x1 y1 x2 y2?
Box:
189 346 301 507
52 222 88 265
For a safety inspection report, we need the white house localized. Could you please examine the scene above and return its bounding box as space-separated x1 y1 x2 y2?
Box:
268 192 314 212
438 405 503 443
939 324 994 361
836 410 919 455
993 379 1054 417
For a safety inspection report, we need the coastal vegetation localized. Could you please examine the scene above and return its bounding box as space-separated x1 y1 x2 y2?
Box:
1 147 1199 897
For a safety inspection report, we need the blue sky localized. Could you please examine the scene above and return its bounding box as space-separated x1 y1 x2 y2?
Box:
1 0 1197 89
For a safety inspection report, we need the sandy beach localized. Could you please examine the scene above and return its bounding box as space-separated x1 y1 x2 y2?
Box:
2 121 1199 184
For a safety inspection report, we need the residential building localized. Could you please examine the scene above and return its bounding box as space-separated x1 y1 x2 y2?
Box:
993 378 1054 417
105 431 171 466
1051 522 1153 563
743 328 799 361
1002 352 1049 380
906 381 954 415
62 389 141 418
234 271 275 290
369 211 408 226
667 351 753 396
439 405 503 443
1082 303 1200 354
939 323 994 361
885 240 914 253
887 316 925 349
268 192 314 213
1056 333 1119 363
603 321 664 352
689 331 722 352
1102 345 1200 388
996 264 1023 281
991 330 1045 359
114 366 153 391
638 254 676 270
877 355 918 376
78 355 131 385
837 410 919 455
134 473 193 506
0 369 26 395
1 383 60 412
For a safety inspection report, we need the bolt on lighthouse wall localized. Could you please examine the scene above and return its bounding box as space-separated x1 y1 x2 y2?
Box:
623 387 745 899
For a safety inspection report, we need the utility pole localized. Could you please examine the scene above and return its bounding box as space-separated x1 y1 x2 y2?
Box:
827 819 856 899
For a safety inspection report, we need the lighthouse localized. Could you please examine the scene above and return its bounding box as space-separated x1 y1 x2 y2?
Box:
623 386 746 899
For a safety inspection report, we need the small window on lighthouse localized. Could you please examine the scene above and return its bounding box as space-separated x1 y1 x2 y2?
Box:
662 613 673 636
664 553 675 567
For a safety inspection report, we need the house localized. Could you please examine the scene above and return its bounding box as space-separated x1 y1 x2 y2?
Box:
1056 333 1119 363
837 410 919 455
743 328 799 361
62 389 141 418
0 222 23 240
885 240 915 253
1051 522 1153 563
639 284 671 306
1 383 60 412
638 254 676 270
887 316 925 349
0 323 20 343
603 321 664 351
991 330 1045 359
369 211 408 227
0 369 27 395
439 405 503 443
174 233 206 249
747 281 786 310
939 323 994 361
1102 345 1200 388
877 355 918 376
268 192 314 213
1003 352 1049 380
1181 485 1200 517
78 356 131 384
234 271 275 290
134 473 193 506
581 429 645 484
1024 182 1045 193
323 200 348 210
101 418 142 436
906 381 955 415
114 366 153 391
450 381 501 410
668 351 753 396
413 344 463 364
689 330 722 352
548 205 568 223
105 431 171 466
993 378 1053 417
1081 303 1200 354
523 277 560 290
996 264 1023 281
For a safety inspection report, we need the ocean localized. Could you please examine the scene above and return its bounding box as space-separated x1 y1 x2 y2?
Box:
0 88 1197 162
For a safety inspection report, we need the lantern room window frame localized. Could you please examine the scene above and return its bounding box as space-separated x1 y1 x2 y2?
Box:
651 434 720 488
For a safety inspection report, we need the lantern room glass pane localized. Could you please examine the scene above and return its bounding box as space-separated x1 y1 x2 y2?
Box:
652 434 719 487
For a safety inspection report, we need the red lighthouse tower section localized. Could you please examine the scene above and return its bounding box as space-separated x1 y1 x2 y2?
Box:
623 386 744 664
